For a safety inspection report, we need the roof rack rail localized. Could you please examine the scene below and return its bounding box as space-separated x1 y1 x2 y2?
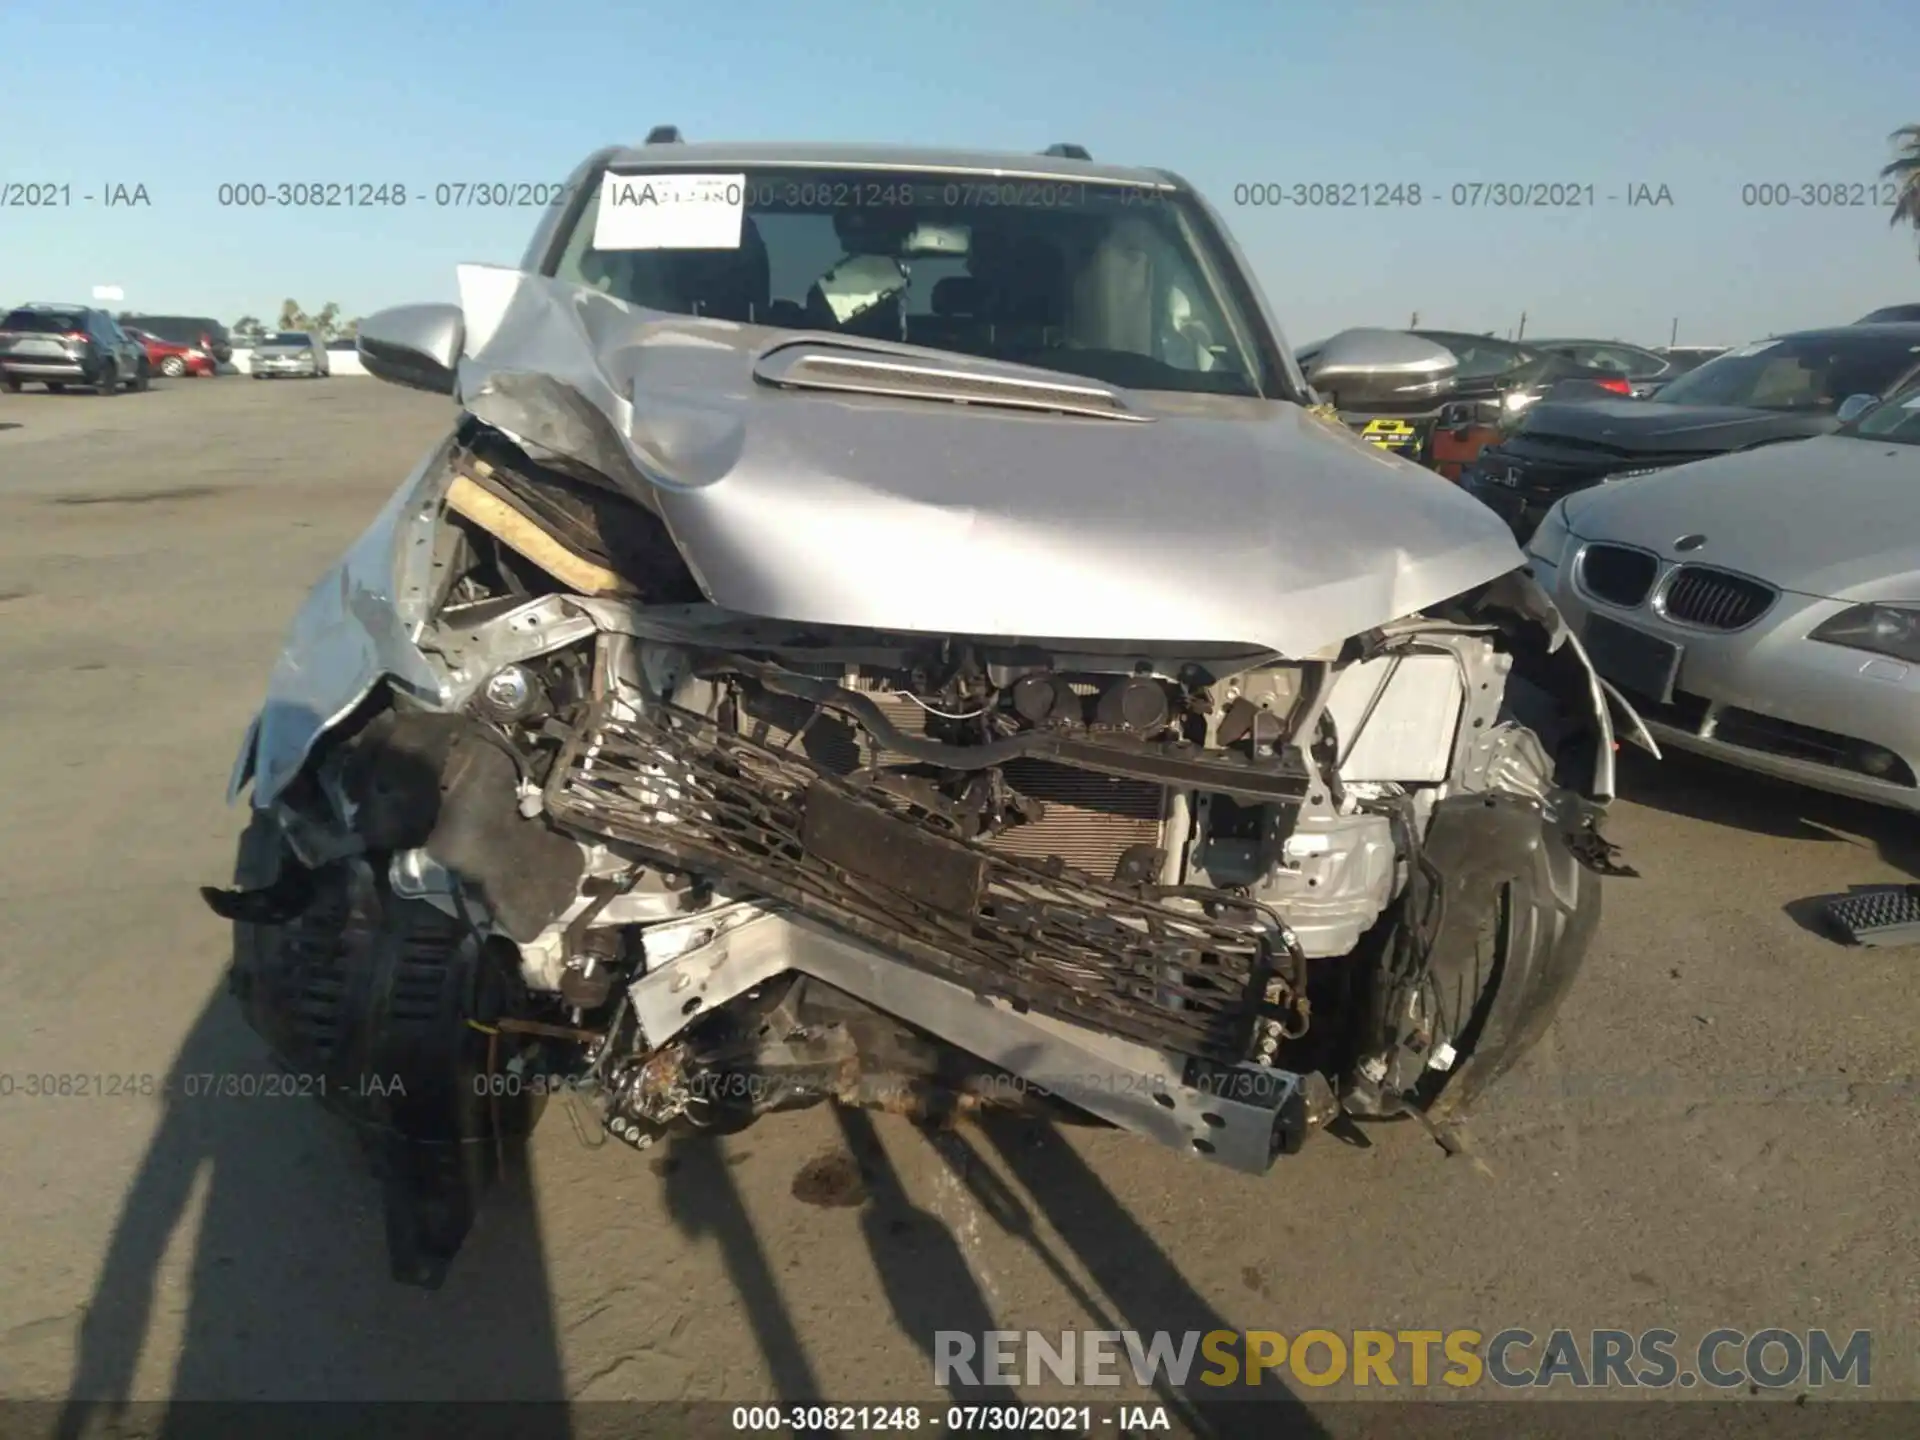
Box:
1042 143 1091 160
644 125 683 144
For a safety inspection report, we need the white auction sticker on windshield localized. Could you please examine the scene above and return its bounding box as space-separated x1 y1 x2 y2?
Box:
593 172 745 250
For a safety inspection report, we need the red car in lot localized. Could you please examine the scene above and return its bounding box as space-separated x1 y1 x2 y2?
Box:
125 327 216 378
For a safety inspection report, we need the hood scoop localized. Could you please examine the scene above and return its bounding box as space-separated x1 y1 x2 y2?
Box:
753 339 1150 422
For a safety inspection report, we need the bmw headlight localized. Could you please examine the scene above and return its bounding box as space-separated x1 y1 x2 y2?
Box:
1810 604 1920 664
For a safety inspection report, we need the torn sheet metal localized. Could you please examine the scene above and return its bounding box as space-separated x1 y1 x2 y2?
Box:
231 440 461 807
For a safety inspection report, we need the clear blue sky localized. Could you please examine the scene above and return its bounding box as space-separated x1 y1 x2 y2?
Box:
4 0 1918 345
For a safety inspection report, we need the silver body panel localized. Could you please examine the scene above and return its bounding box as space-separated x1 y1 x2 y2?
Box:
449 265 1522 658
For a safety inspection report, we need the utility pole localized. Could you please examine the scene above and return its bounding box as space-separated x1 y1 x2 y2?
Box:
1409 310 1420 327
1670 316 1679 346
1516 311 1528 340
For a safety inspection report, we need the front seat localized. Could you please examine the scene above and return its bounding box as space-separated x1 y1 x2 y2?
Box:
578 247 641 298
668 217 771 322
910 276 982 352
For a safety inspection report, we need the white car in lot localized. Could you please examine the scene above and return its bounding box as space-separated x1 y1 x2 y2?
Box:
249 331 330 379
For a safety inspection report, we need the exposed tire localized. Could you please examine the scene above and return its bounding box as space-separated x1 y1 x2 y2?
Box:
222 814 541 1289
95 366 117 397
160 355 187 378
46 383 65 394
2 377 20 393
133 362 151 392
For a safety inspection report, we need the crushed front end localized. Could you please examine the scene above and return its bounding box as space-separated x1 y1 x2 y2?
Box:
210 410 1636 1287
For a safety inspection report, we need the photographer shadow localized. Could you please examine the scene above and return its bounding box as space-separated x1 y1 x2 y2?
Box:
659 1100 1330 1440
55 980 573 1438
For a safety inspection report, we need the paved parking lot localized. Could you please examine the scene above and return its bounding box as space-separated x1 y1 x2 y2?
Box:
0 377 1914 1424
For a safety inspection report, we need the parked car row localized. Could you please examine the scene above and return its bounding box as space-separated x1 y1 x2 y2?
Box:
0 303 342 393
1426 308 1920 819
1295 328 1649 475
1463 323 1920 539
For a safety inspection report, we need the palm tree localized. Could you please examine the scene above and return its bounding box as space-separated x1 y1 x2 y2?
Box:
1883 125 1920 253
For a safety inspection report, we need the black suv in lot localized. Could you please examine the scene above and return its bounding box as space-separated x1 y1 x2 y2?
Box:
0 305 150 394
125 313 233 366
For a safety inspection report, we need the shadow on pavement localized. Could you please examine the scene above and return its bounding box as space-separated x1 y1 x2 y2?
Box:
661 1104 1328 1440
60 981 1331 1439
1616 746 1920 877
55 983 572 1439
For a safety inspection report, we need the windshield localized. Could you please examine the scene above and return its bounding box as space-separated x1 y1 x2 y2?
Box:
1842 387 1920 446
549 165 1276 397
134 317 207 341
1653 334 1920 411
266 332 310 345
2 309 85 333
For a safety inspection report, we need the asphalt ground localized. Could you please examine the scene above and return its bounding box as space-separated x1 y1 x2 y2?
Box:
0 376 1912 1433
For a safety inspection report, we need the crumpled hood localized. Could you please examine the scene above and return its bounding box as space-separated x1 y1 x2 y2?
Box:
1515 396 1835 455
451 265 1524 657
1563 433 1920 600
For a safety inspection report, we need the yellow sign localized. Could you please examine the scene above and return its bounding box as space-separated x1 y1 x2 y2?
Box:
1359 418 1419 448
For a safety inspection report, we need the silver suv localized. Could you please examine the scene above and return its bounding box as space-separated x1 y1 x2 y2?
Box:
211 133 1638 1287
0 304 149 395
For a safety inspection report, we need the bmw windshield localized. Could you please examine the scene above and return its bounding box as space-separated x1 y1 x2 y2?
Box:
1840 388 1920 446
1653 333 1920 412
548 166 1279 398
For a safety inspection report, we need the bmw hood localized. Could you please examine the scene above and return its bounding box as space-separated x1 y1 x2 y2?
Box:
1515 396 1836 455
1562 433 1920 599
449 265 1524 658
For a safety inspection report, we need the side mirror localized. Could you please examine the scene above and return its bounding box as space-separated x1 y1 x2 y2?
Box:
1836 393 1880 424
357 303 464 395
1300 328 1459 411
